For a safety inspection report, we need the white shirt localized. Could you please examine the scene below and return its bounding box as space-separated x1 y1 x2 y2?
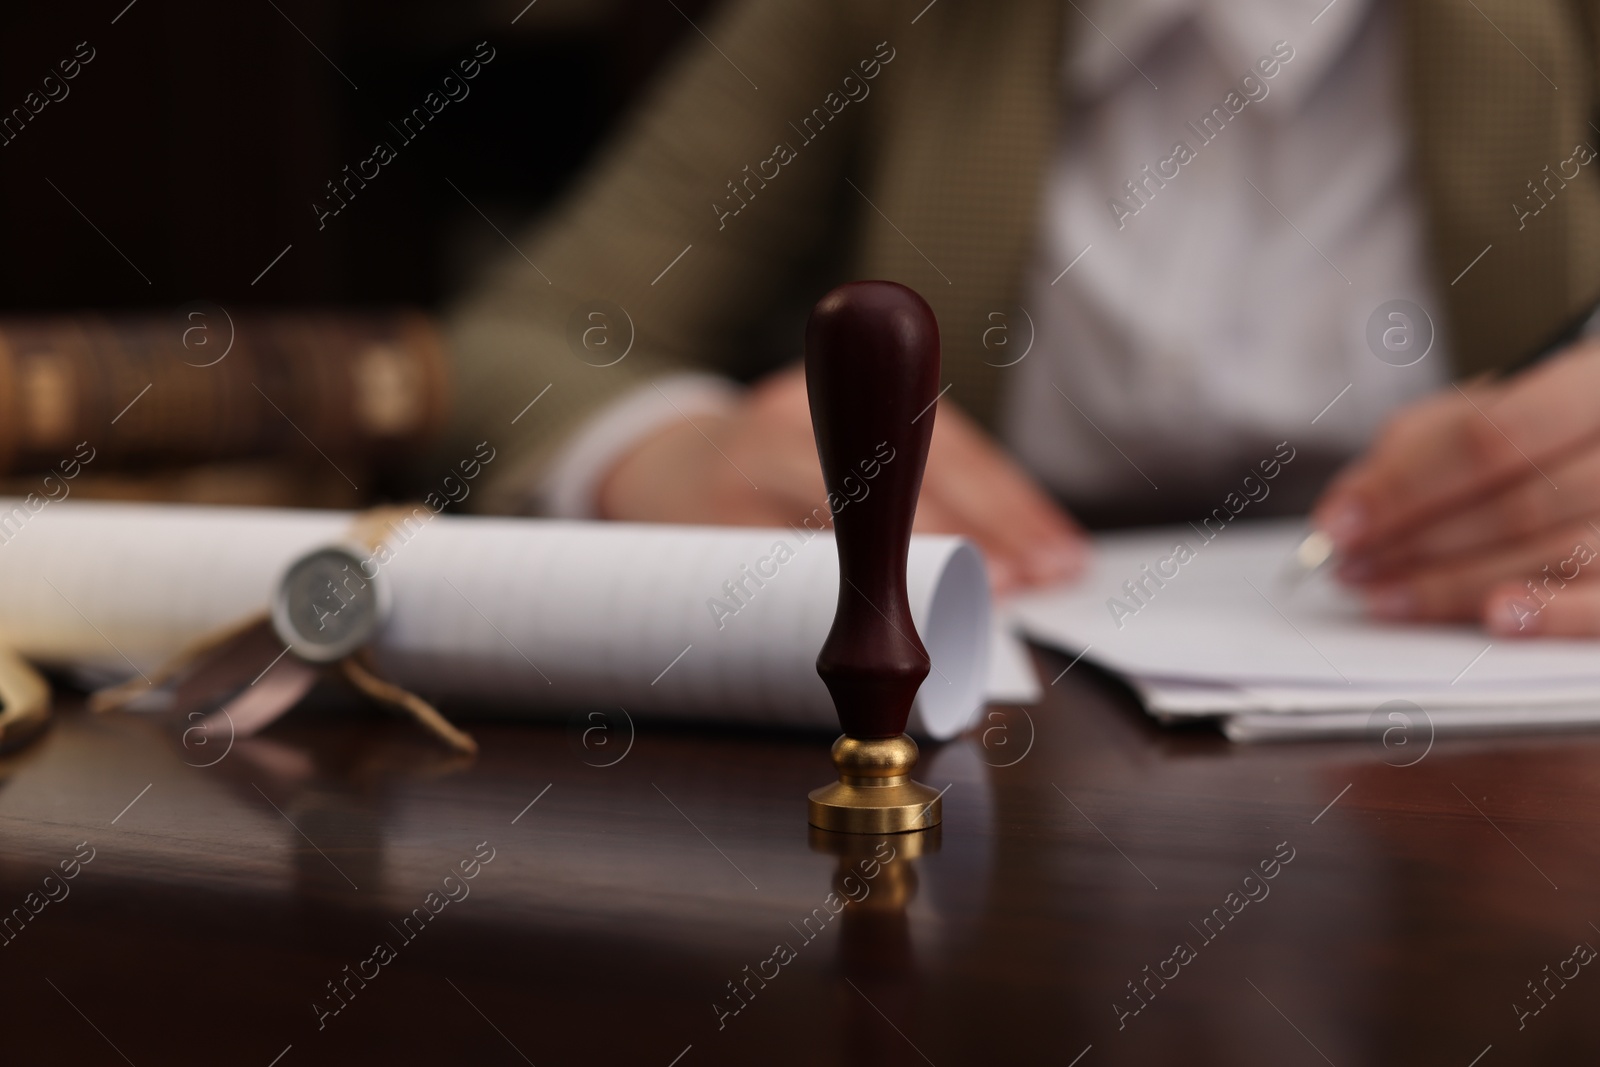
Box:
1001 0 1445 520
543 0 1446 521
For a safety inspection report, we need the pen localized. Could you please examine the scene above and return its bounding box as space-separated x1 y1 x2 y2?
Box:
1283 291 1600 586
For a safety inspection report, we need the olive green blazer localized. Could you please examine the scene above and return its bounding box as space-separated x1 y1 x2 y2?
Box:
442 0 1600 510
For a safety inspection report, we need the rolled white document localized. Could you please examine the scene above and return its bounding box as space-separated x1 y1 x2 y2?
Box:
0 500 991 738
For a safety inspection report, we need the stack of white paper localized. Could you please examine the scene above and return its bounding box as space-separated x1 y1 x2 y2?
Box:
0 500 1000 739
1005 519 1600 742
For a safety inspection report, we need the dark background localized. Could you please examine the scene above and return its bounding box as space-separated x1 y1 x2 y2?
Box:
0 0 716 312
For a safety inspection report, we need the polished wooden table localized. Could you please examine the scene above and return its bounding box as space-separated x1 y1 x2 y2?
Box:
2 648 1596 1065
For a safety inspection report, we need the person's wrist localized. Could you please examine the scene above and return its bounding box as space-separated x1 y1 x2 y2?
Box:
540 374 743 519
596 412 733 521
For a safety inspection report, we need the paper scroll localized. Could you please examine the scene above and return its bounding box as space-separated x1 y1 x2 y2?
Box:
0 500 991 738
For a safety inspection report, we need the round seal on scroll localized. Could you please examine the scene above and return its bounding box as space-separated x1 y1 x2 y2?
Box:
272 545 391 663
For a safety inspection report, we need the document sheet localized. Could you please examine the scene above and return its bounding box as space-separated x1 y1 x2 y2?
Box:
1005 519 1600 741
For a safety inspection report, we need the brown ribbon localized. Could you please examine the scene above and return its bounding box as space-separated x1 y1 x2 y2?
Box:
0 646 51 755
91 504 477 755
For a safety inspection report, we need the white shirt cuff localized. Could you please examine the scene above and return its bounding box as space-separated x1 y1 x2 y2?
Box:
542 373 743 518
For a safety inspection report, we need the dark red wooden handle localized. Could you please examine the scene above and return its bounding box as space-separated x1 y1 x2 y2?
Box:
805 281 940 739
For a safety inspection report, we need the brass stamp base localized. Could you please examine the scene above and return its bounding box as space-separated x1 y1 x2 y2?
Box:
807 733 943 834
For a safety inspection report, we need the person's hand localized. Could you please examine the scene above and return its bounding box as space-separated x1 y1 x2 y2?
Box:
1311 340 1600 636
597 363 1087 593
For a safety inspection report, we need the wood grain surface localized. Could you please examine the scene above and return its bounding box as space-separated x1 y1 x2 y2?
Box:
0 649 1596 1065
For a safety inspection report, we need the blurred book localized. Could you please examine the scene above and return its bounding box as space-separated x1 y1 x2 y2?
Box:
0 310 447 506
